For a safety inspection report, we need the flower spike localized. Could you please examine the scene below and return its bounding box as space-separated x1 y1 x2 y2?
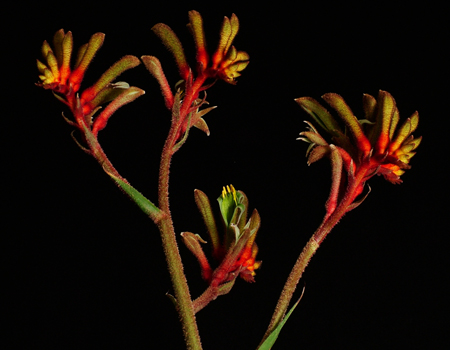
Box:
186 186 261 289
297 91 421 210
36 29 143 146
146 11 249 146
152 11 248 86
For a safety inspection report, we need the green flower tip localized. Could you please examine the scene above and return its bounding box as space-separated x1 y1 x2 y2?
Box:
218 184 238 227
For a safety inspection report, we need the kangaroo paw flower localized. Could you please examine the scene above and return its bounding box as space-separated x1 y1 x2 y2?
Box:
145 11 249 144
187 185 262 287
36 29 143 139
296 91 421 227
296 91 421 187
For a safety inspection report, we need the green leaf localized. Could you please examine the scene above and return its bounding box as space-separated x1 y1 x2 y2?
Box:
106 171 163 223
257 296 302 350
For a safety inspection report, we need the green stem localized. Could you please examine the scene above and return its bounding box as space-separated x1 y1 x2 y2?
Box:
80 122 128 183
157 124 202 350
260 166 369 345
79 105 201 348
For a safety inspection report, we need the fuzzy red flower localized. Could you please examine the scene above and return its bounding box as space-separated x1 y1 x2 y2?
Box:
296 91 421 234
36 29 143 138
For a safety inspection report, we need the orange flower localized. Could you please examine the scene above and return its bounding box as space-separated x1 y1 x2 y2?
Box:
36 29 143 137
36 29 104 98
150 11 249 86
296 91 421 226
209 13 249 84
296 91 421 185
144 12 249 144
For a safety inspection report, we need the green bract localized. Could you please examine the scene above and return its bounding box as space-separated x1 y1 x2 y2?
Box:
217 185 246 229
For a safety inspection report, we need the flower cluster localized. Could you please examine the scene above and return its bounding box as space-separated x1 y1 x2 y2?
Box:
36 29 143 138
193 11 250 84
182 185 261 287
159 10 250 85
141 11 249 143
296 91 421 219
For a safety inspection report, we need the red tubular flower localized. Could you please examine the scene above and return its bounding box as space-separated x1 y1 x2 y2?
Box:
149 10 249 86
296 91 421 229
297 91 421 184
142 11 249 145
36 29 143 139
36 30 104 99
183 185 262 288
208 13 250 84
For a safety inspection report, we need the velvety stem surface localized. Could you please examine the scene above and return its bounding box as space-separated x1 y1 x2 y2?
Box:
260 167 368 345
192 285 219 314
81 124 126 181
157 124 202 350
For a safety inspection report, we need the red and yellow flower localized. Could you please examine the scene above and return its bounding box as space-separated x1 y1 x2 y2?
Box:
296 91 421 231
182 185 261 287
36 29 143 139
142 11 249 144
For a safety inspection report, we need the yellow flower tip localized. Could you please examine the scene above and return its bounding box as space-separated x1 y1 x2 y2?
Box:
41 40 53 58
215 50 249 84
221 186 227 198
253 260 262 271
231 185 237 203
222 184 237 204
36 59 48 75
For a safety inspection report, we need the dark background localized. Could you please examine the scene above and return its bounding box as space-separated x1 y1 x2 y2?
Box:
7 1 448 349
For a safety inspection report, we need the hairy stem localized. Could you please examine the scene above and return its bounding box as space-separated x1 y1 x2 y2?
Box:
192 285 219 314
157 123 202 350
260 166 368 345
81 125 126 182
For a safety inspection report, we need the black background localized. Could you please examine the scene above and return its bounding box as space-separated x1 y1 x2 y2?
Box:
7 1 448 349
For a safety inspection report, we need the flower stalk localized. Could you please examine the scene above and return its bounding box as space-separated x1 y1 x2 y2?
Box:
260 91 421 346
36 29 144 184
156 112 202 349
141 11 250 349
36 14 420 350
